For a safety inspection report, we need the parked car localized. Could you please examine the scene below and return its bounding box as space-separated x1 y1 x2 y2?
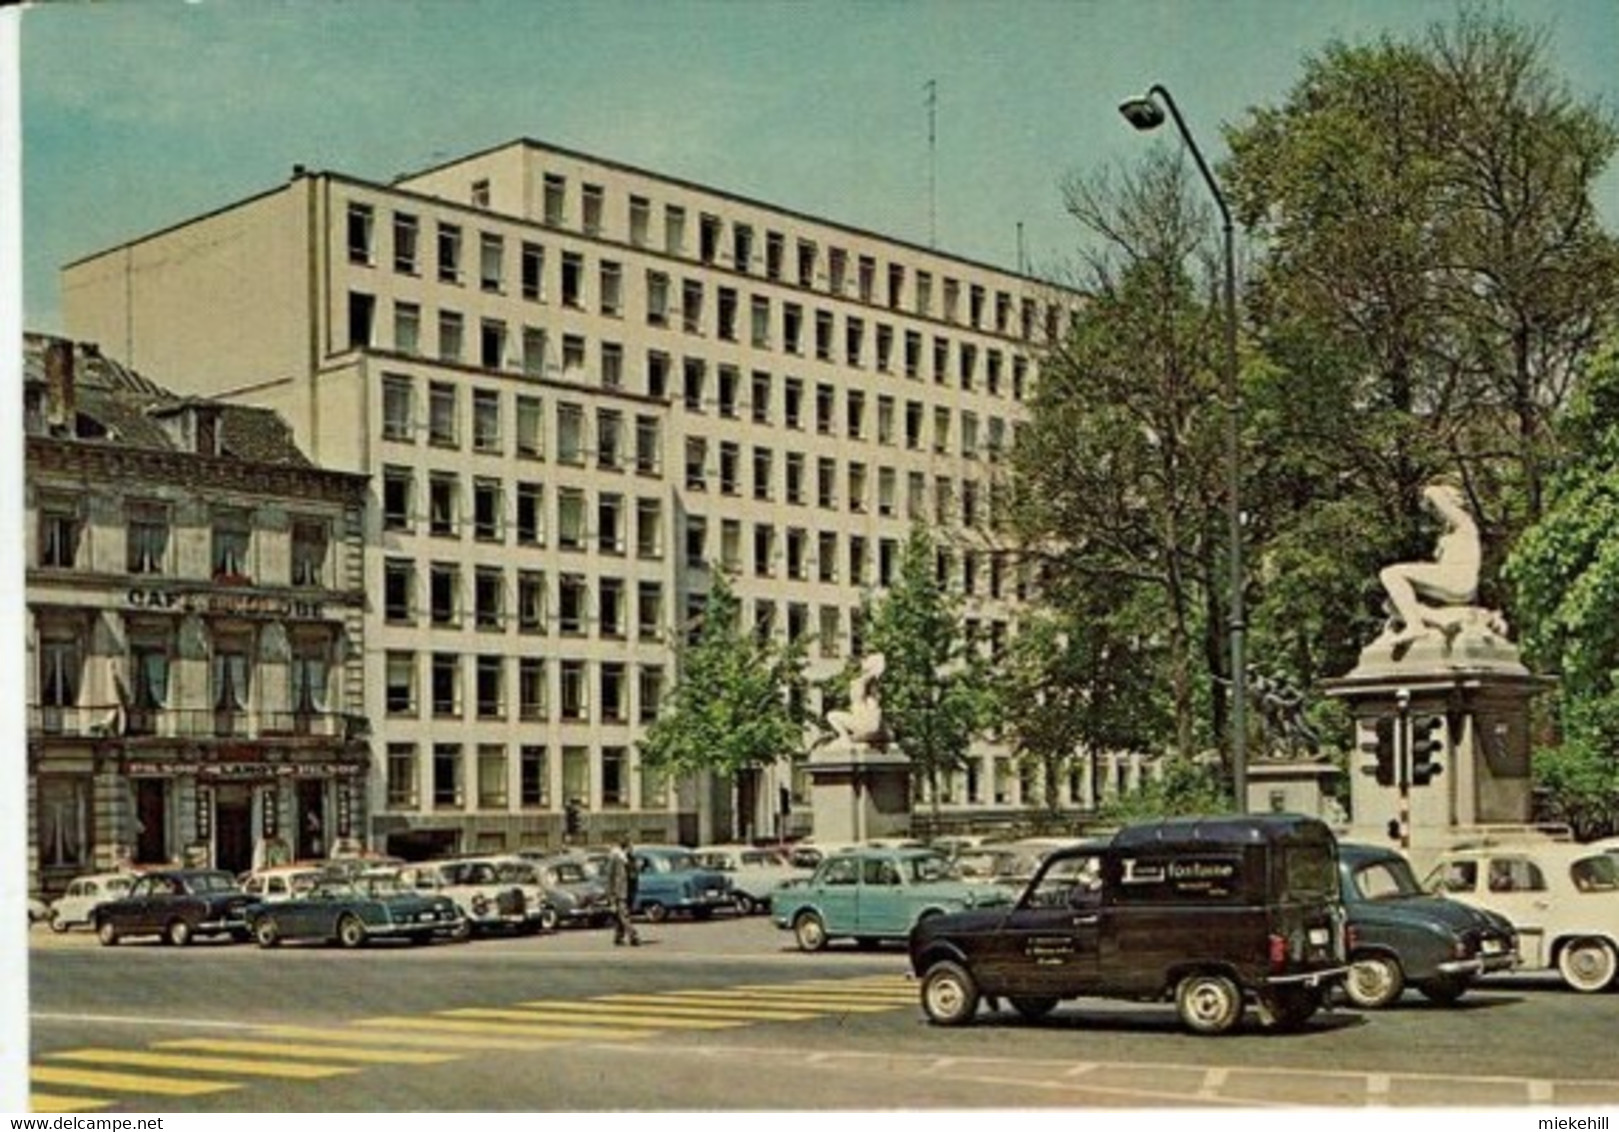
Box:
629 846 735 922
244 874 465 948
393 859 553 936
1423 842 1619 992
240 864 336 904
91 869 253 947
48 872 139 933
907 814 1349 1035
1336 842 1518 1007
774 846 1013 952
520 853 613 928
29 896 52 926
692 844 810 915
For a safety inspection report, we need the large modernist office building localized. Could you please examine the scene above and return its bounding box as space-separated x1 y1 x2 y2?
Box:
61 138 1144 855
24 333 370 896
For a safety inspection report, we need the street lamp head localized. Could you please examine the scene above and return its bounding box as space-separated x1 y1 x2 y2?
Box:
1118 95 1165 131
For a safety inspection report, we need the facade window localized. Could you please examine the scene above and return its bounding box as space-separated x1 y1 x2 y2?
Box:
916 271 932 315
600 663 627 722
383 558 415 623
879 538 897 586
582 183 604 234
561 252 583 308
876 324 894 372
480 232 504 292
431 654 461 717
516 482 543 545
784 378 803 430
750 296 770 348
637 581 664 640
387 744 419 809
752 447 773 501
290 637 330 715
432 743 463 809
877 467 896 516
699 213 722 263
635 415 661 474
597 409 623 469
719 442 740 496
474 567 504 629
817 457 836 509
558 574 588 635
472 389 501 452
385 651 417 715
720 519 742 572
717 288 738 341
517 570 547 634
394 301 420 355
819 606 841 658
557 488 586 550
628 195 651 247
438 311 464 363
212 638 251 716
478 744 508 808
783 303 802 354
646 351 669 399
382 374 413 440
601 342 623 389
428 472 459 537
515 394 543 457
291 520 327 586
904 329 921 377
857 255 875 302
849 536 868 586
600 260 623 316
828 248 848 293
392 213 418 273
664 204 685 256
347 202 374 264
542 174 566 225
38 633 82 710
683 358 706 411
846 317 864 366
685 437 707 491
436 222 461 284
905 401 923 449
818 531 838 583
560 660 588 720
934 406 952 454
128 635 172 727
846 390 866 439
476 656 505 719
786 527 807 580
519 658 548 720
848 462 867 513
636 498 663 559
646 270 670 326
126 503 169 575
429 382 458 446
520 745 549 807
521 241 545 301
347 291 376 349
561 335 585 381
907 471 926 519
480 319 507 370
750 371 771 423
682 280 703 334
598 493 625 554
429 562 461 626
787 602 809 644
639 666 664 722
684 515 707 568
815 310 834 361
877 396 895 445
753 523 775 578
211 509 251 581
557 403 586 465
785 452 805 505
602 748 628 808
797 239 817 287
717 366 739 418
815 383 835 435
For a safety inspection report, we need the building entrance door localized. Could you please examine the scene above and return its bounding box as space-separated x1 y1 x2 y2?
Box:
215 785 253 875
296 779 325 859
133 778 168 865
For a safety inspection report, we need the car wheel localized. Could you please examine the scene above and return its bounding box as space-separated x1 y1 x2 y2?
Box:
254 917 281 948
448 917 472 942
539 905 560 933
793 911 828 952
1416 977 1469 1005
919 961 980 1026
1260 986 1321 1031
643 902 669 923
49 913 69 935
1175 972 1244 1035
1008 996 1059 1022
732 893 756 917
336 914 367 950
1557 937 1618 993
165 918 194 947
1345 953 1405 1009
95 918 119 947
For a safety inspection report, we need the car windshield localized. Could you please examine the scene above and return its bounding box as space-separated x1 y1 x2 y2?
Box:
1570 854 1619 892
908 855 961 883
549 862 588 884
641 853 698 873
189 873 239 894
495 862 540 884
1279 845 1338 901
1353 858 1424 900
309 880 361 900
692 853 736 871
355 874 406 897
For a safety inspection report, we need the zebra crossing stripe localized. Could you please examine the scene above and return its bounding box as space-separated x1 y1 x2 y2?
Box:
154 1038 457 1064
29 1066 237 1098
28 1093 110 1114
351 1016 654 1041
590 994 816 1020
479 1004 740 1029
43 1049 356 1080
259 1025 566 1052
656 990 900 1011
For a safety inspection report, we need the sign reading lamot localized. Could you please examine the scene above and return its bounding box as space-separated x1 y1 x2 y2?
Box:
125 760 366 779
127 586 324 619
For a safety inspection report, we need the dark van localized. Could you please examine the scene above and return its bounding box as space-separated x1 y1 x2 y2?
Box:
908 813 1349 1035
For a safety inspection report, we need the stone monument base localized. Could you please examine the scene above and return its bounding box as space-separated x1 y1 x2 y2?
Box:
1245 760 1342 822
805 742 912 844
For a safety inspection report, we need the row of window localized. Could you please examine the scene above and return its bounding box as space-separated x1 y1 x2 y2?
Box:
355 288 1034 402
382 739 661 813
35 500 333 585
383 651 661 726
349 189 1064 340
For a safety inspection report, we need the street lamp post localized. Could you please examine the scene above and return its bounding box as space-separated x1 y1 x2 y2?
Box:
1118 84 1247 813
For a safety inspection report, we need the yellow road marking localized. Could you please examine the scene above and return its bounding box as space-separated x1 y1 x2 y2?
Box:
260 1025 566 1053
590 994 815 1020
30 1066 237 1097
352 1016 654 1041
657 990 901 1011
45 1049 355 1080
453 1006 738 1029
155 1038 456 1064
29 1093 111 1114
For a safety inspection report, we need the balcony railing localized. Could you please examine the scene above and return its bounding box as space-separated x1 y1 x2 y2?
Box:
31 705 368 742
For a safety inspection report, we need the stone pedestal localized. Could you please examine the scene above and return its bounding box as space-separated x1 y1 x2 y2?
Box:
1321 618 1552 855
805 742 912 844
1246 760 1342 821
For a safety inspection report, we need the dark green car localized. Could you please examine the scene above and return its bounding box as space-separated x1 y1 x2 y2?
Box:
245 875 466 949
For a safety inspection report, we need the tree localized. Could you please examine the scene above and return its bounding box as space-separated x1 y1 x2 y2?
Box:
856 526 994 824
1011 148 1231 763
1096 756 1229 825
636 572 810 837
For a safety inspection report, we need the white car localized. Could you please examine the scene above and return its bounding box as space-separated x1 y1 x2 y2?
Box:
1423 842 1619 992
395 859 554 936
692 845 811 915
48 872 139 933
240 865 333 904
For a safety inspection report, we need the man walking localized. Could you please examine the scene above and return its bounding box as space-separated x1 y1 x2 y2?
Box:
606 836 640 947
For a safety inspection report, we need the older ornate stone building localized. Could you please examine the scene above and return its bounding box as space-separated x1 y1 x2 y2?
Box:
24 334 369 896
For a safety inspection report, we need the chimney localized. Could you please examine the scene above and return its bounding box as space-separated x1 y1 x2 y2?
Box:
43 337 76 432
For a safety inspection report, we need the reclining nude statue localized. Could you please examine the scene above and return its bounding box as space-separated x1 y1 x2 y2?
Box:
825 652 887 746
1377 481 1505 648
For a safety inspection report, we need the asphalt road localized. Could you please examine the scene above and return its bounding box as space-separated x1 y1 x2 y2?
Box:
23 914 1619 1112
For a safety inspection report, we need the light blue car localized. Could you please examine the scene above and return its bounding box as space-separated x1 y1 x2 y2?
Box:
772 846 1012 951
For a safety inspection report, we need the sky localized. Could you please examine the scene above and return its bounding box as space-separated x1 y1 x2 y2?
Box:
12 0 1619 335
2 0 1619 1120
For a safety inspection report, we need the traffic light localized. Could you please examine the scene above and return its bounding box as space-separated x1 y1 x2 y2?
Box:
1360 715 1396 787
564 799 582 838
1410 715 1445 786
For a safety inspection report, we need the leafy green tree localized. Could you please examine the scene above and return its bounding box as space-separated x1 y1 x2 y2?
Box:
637 572 810 837
855 527 995 824
1096 757 1229 825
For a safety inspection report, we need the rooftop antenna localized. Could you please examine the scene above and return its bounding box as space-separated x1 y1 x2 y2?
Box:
925 79 937 249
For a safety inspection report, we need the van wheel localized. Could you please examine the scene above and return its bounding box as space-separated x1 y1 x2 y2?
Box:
920 961 980 1026
1557 937 1618 993
1345 954 1405 1009
1009 996 1058 1021
793 911 828 952
1175 973 1244 1035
